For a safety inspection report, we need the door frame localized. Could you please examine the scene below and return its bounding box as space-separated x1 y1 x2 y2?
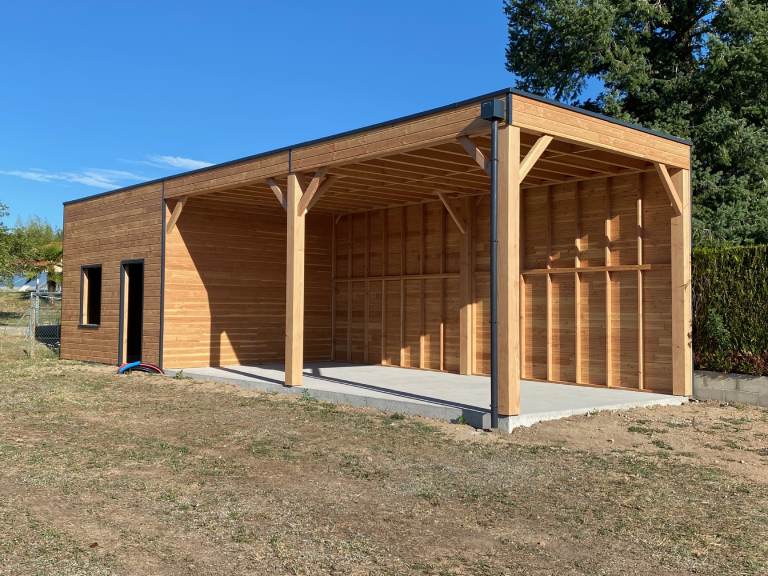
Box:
118 259 145 365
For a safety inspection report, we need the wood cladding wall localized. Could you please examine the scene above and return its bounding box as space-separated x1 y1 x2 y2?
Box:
333 199 484 374
61 184 163 365
163 197 333 368
333 171 673 392
521 172 672 392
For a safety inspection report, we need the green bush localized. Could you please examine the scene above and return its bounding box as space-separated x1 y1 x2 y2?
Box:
692 245 768 375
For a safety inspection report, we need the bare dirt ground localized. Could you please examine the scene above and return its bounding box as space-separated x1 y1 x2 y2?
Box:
0 356 766 575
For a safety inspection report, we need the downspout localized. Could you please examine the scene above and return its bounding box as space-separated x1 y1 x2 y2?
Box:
481 98 507 429
489 118 499 429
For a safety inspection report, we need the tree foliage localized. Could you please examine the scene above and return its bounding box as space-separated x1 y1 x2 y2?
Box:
11 218 63 288
0 202 11 279
692 244 768 374
504 0 768 244
0 209 62 288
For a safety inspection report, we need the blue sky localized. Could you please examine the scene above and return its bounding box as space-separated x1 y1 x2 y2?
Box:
0 1 561 227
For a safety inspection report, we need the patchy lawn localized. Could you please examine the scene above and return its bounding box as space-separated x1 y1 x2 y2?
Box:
0 358 766 575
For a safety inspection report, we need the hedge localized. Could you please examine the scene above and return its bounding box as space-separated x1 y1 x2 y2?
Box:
692 244 768 375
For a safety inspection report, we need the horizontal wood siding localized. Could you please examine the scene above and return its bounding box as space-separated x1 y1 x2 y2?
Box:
61 184 163 365
521 172 673 392
511 93 691 169
163 198 332 368
334 201 464 372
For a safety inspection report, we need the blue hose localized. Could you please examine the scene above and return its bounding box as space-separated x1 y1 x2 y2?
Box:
118 361 141 374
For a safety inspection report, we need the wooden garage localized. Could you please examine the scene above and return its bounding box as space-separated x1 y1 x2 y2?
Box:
61 88 692 423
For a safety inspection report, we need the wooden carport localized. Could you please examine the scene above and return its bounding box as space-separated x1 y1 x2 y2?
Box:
161 88 692 423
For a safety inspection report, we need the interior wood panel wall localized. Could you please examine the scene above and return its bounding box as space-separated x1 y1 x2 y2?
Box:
333 200 466 373
163 197 332 368
522 172 673 393
61 184 163 365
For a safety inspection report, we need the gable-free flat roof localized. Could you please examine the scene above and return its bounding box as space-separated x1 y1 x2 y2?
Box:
64 88 690 207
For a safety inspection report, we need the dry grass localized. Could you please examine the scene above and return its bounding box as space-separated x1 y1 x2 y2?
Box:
0 356 766 575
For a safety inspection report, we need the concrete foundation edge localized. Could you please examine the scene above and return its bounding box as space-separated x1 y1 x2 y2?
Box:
498 396 688 432
168 369 691 432
166 369 492 428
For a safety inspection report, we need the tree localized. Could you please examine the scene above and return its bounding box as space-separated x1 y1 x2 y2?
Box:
504 0 768 245
0 202 11 282
11 218 63 291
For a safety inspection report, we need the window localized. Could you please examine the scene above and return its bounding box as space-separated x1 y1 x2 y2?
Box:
81 265 102 326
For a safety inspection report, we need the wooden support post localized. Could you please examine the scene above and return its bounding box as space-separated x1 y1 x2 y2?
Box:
331 216 336 361
440 206 446 372
364 212 370 364
637 174 645 390
497 125 521 417
605 178 613 387
400 207 406 366
459 197 474 374
671 167 692 396
545 186 552 382
285 174 306 386
347 216 352 362
574 182 582 384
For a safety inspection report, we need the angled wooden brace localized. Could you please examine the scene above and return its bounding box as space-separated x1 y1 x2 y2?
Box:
298 169 333 215
653 162 683 217
267 178 287 210
519 135 554 180
166 197 187 234
458 136 491 176
435 191 466 235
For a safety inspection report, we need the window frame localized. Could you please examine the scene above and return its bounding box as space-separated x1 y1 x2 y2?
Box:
79 264 102 328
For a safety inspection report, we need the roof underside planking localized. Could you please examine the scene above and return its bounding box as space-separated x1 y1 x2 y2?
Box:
147 90 693 215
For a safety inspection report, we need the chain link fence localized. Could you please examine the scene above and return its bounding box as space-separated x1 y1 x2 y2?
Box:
0 290 61 360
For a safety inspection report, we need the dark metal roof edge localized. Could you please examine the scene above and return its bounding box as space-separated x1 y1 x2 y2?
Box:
63 87 691 207
63 88 510 207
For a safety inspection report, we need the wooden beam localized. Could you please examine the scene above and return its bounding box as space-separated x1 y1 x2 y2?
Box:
605 178 613 388
435 191 466 234
166 198 187 234
459 197 474 375
671 167 692 396
497 125 521 417
267 178 286 210
574 181 582 384
653 163 683 217
297 168 328 215
519 135 554 181
285 174 306 386
457 136 491 176
637 173 645 390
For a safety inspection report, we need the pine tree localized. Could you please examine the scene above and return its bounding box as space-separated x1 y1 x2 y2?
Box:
504 0 768 244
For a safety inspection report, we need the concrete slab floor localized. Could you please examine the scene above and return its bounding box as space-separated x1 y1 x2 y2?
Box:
167 362 687 431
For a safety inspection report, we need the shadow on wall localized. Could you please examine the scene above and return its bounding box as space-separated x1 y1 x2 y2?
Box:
172 195 333 367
